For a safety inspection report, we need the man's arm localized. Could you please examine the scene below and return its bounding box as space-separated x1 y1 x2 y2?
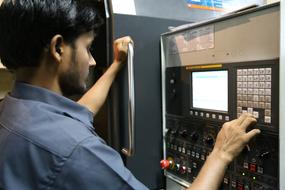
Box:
187 113 260 190
78 36 133 115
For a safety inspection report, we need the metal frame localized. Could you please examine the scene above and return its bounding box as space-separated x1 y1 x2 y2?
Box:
279 0 285 189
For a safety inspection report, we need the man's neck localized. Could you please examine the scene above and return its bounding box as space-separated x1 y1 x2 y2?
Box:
15 66 62 95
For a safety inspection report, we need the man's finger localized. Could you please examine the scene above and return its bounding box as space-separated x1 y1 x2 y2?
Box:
243 129 261 142
235 113 254 126
240 116 257 130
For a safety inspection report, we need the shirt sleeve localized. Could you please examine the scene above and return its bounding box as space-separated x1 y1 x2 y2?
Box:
52 136 149 190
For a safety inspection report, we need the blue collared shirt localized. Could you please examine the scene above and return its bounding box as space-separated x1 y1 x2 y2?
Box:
0 82 148 190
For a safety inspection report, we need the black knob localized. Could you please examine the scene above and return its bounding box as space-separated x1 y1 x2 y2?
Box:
170 128 177 135
205 136 214 146
190 132 199 142
179 130 188 138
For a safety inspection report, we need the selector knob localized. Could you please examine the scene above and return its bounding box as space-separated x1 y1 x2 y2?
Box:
179 166 187 174
190 132 199 142
170 128 178 135
179 130 188 138
175 164 180 171
205 136 214 146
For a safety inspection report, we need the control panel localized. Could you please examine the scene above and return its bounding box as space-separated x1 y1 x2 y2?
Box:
162 60 279 190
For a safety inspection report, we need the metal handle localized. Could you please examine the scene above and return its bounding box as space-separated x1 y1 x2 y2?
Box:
122 43 135 157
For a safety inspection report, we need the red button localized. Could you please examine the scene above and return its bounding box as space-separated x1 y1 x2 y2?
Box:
250 163 257 172
160 160 170 169
237 183 244 190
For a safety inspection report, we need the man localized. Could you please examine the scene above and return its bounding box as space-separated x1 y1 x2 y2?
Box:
0 0 260 190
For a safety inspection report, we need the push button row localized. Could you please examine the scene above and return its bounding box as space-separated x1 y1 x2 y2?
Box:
190 110 229 121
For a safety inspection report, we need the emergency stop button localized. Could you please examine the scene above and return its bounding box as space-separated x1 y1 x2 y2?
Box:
160 160 170 169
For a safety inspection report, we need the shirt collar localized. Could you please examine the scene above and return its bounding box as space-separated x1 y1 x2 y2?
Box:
10 82 94 127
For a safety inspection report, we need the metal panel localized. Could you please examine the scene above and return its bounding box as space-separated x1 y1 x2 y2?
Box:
113 14 187 189
163 3 279 68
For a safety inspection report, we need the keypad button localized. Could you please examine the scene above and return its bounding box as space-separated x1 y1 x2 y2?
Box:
242 69 248 75
259 75 265 81
243 76 248 82
265 96 271 102
248 89 253 95
265 103 271 109
248 82 253 88
248 101 253 107
218 115 223 120
237 82 242 88
259 82 265 88
265 68 272 74
242 95 247 101
264 116 271 123
242 110 248 114
253 111 259 118
212 114 216 119
253 102 259 108
237 107 242 113
237 95 242 100
237 76 242 82
242 82 247 88
237 69 243 75
206 113 210 118
265 109 271 116
265 75 271 81
254 75 259 82
247 75 253 82
259 102 265 109
265 82 271 88
253 89 259 95
242 101 248 107
253 95 259 102
200 112 204 117
259 68 265 74
265 89 271 96
248 69 254 75
242 89 248 95
259 96 265 102
253 69 259 75
247 107 253 114
237 88 242 94
253 82 259 88
258 89 265 95
237 101 242 107
247 95 253 101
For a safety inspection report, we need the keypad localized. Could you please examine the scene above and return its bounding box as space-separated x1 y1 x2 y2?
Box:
236 67 272 124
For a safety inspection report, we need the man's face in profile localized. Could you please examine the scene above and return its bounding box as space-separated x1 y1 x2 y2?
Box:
59 32 96 96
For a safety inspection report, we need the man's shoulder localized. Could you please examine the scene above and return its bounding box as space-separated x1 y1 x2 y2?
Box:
0 96 96 158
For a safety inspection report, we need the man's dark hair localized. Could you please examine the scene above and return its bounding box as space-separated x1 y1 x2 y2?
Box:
0 0 103 70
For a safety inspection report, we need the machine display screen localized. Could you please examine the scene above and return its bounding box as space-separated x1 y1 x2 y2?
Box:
192 70 228 112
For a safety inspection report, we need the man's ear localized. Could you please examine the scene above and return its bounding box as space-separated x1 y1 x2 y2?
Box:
50 35 64 64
